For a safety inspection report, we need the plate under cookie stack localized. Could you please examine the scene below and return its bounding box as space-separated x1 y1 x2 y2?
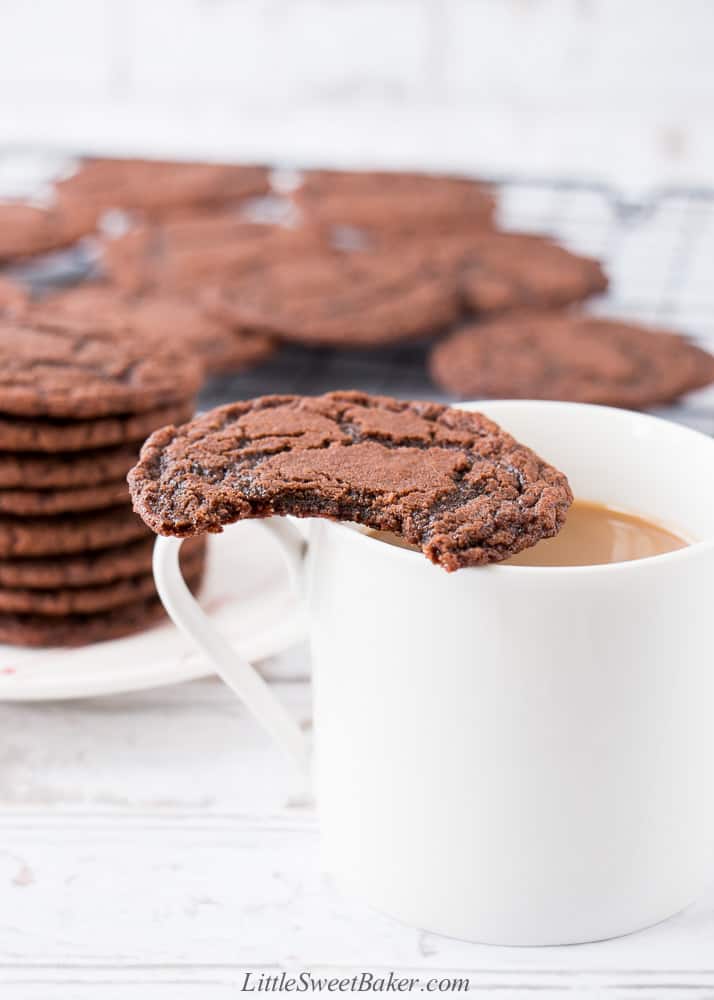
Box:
0 320 205 647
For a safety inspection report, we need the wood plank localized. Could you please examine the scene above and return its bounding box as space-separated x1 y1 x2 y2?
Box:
0 679 311 813
3 679 714 991
0 810 713 976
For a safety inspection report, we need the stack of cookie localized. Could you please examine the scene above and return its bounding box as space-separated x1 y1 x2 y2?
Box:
0 320 205 647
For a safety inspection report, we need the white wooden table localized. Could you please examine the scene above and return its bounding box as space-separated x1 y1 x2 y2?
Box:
2 652 714 999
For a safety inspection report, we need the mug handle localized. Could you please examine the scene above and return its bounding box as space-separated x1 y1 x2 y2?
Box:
152 520 311 776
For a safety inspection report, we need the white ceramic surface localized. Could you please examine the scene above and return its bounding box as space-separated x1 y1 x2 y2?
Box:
0 523 306 702
153 400 714 947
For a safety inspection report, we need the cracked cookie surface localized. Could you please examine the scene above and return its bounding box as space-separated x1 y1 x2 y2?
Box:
29 284 275 376
429 312 714 406
202 248 460 347
129 391 572 571
0 321 201 419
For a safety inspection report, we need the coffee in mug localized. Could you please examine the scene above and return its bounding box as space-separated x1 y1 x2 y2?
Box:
505 500 689 566
363 500 690 567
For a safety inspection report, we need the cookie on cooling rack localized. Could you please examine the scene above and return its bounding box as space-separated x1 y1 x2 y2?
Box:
292 168 496 235
429 312 714 408
201 247 461 348
56 158 270 219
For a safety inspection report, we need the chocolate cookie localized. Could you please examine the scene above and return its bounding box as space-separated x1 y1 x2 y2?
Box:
56 158 270 220
0 479 128 516
29 284 275 376
0 320 202 419
0 401 193 453
129 391 572 571
0 535 205 590
102 217 323 294
429 312 714 407
0 565 204 648
0 544 205 615
293 169 495 234
0 444 140 489
0 200 98 262
403 231 607 315
203 248 460 347
0 506 148 558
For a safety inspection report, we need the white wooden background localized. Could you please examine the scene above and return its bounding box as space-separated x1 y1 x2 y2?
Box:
1 0 713 190
2 3 714 993
3 665 714 998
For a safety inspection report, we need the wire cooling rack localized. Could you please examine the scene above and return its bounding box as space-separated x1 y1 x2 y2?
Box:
200 177 714 434
6 167 713 432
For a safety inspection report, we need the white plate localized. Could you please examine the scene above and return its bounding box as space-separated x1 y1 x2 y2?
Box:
0 522 307 702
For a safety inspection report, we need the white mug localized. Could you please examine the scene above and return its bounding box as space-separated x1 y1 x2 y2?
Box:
153 400 714 946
